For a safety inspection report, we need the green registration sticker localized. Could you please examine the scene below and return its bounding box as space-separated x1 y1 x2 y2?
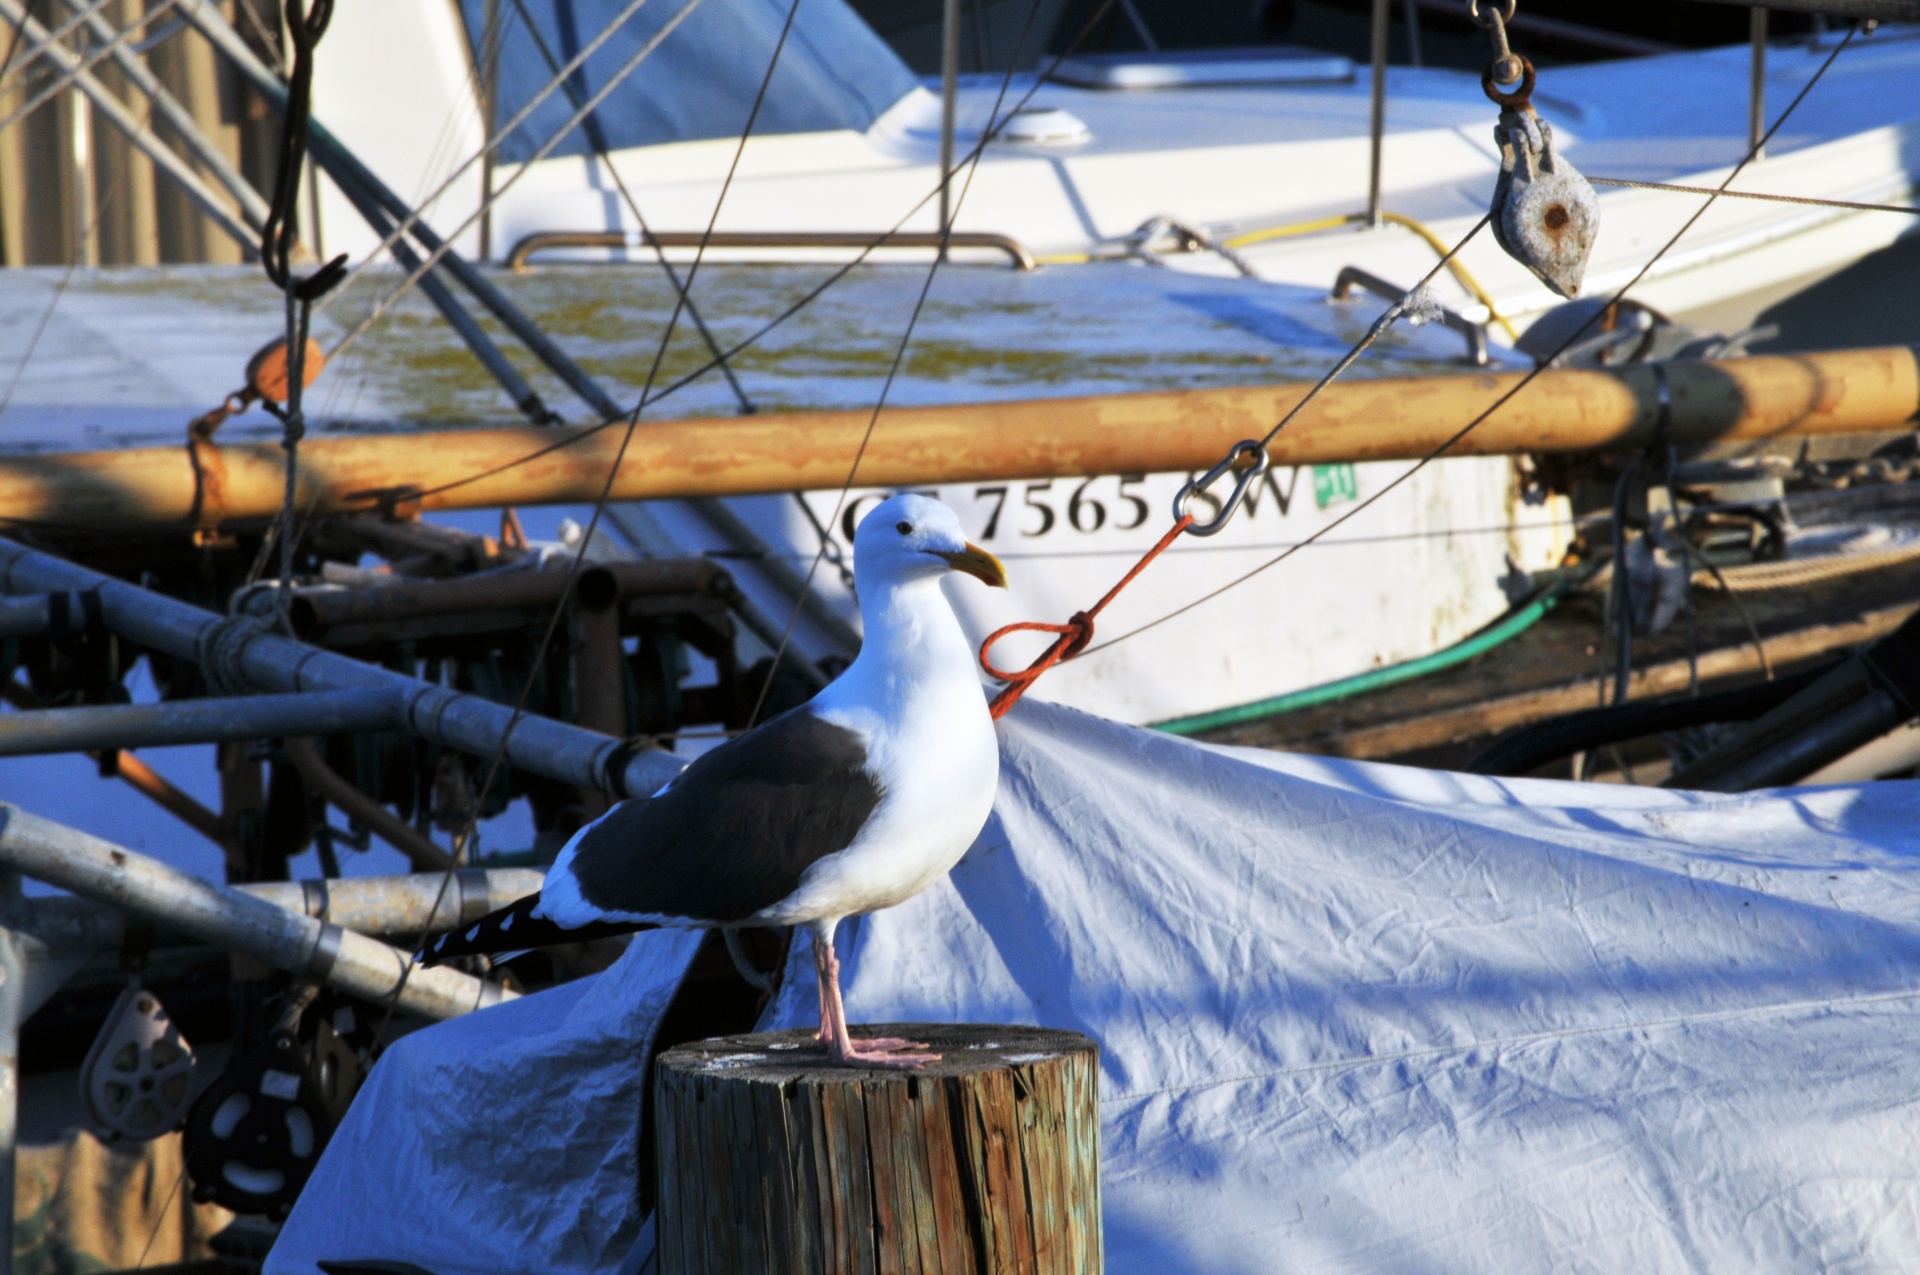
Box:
1312 462 1358 510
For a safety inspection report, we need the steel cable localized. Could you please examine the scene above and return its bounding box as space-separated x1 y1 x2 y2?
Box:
1081 21 1864 659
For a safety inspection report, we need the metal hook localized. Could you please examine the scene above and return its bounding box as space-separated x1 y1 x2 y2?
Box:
1172 441 1270 537
1468 0 1526 92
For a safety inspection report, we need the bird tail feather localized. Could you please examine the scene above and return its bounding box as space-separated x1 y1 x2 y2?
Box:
418 893 657 966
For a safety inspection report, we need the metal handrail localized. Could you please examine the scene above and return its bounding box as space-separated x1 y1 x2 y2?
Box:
1331 265 1490 366
507 228 1039 272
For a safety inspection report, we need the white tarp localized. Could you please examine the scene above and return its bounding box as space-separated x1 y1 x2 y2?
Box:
271 698 1920 1273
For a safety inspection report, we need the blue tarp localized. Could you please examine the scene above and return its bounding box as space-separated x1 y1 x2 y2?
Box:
269 698 1920 1273
454 0 920 162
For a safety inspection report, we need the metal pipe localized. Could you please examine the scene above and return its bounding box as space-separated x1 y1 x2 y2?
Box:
243 867 545 934
0 804 512 1019
4 346 1915 528
12 868 542 944
281 736 452 871
0 540 688 800
1366 0 1390 229
1401 0 1422 67
0 597 48 639
1750 7 1768 161
52 0 272 230
266 559 732 640
0 0 255 253
507 229 1037 272
108 750 227 848
939 0 960 255
0 688 404 757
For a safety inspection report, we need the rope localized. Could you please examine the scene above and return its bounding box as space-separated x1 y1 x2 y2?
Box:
980 515 1190 719
1694 541 1920 591
259 0 347 631
1589 176 1918 217
193 615 268 695
974 215 1492 711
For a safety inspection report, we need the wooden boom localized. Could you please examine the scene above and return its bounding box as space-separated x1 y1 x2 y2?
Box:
2 346 1914 531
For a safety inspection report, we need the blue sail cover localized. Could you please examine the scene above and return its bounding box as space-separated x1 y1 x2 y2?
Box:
457 0 920 162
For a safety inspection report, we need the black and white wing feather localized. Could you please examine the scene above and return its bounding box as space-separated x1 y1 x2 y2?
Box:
420 706 881 965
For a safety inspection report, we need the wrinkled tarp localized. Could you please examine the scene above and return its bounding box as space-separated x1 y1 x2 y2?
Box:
454 0 919 161
270 698 1920 1273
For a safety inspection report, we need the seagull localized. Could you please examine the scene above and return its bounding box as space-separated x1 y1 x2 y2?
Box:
423 493 1005 1069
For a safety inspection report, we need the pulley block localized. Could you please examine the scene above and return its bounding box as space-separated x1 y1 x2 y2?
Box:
183 989 374 1219
79 986 196 1143
1485 62 1599 299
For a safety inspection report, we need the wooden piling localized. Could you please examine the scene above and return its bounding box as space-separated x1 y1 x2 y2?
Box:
654 1024 1102 1275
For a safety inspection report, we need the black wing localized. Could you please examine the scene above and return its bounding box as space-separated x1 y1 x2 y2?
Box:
417 892 654 967
564 706 883 924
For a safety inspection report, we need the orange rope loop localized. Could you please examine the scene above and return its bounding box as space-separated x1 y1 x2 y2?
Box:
982 514 1192 719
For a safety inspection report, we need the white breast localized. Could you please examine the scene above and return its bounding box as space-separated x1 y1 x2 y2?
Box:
753 575 1000 927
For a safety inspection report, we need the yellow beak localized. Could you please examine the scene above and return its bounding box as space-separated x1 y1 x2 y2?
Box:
935 542 1007 588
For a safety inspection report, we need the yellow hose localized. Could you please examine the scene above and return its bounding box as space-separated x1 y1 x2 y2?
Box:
1224 210 1519 343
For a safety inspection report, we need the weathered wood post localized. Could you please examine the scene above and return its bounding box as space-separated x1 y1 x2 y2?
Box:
655 1024 1101 1274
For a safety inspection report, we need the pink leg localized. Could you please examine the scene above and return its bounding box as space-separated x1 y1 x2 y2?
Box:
812 932 939 1070
811 934 839 1050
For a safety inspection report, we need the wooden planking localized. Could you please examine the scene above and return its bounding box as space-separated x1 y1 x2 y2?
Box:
655 1025 1101 1275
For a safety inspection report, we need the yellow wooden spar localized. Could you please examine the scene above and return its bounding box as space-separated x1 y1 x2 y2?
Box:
0 345 1913 531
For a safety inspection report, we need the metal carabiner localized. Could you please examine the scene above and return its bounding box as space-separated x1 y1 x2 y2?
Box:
1172 440 1270 537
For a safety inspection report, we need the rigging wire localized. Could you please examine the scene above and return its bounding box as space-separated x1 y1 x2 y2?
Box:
500 0 753 416
1589 175 1920 216
1080 21 1864 660
0 0 115 90
312 0 658 317
371 0 807 1041
0 0 182 136
0 125 136 427
743 0 1109 729
401 13 1128 507
322 0 716 360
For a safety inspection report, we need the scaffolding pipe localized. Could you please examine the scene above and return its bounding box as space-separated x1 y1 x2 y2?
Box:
0 688 404 757
0 597 49 639
0 539 688 799
282 736 452 871
0 0 255 252
12 868 543 945
0 804 513 1020
263 559 734 640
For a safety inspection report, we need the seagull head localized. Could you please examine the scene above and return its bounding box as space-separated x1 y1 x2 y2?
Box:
853 493 1007 591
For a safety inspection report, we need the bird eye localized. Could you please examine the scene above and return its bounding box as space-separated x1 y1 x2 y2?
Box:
895 521 912 535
